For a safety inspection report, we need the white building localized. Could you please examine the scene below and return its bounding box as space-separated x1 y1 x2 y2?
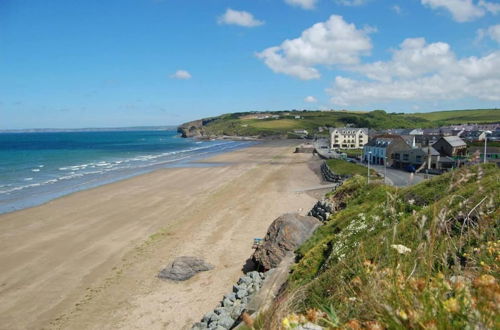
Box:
330 127 368 149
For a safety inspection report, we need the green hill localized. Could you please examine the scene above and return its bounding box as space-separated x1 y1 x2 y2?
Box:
250 163 499 329
178 109 499 138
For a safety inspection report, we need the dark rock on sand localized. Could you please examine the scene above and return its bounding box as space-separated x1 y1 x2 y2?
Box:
158 256 213 281
253 213 321 270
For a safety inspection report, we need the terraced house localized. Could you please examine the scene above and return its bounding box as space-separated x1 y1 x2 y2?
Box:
330 127 368 150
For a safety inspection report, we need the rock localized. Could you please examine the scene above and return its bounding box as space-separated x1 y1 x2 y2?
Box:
202 312 216 323
158 256 213 281
192 322 207 330
223 292 236 302
253 213 321 270
217 315 234 329
236 289 247 299
222 298 233 307
229 305 244 320
238 276 252 286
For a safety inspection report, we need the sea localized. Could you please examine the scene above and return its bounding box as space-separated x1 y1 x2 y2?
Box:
0 129 255 214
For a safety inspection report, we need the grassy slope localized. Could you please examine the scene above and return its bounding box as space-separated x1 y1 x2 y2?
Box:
413 109 500 125
326 159 377 178
197 109 499 138
255 164 499 329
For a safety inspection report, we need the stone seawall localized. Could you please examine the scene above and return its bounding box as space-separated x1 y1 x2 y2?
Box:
320 161 348 183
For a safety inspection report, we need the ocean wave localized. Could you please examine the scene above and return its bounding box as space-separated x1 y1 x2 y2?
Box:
0 140 249 196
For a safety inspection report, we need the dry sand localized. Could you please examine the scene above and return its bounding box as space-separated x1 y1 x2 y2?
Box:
0 140 325 330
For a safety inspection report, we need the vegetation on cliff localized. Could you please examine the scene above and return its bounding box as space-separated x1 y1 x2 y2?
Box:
251 163 499 329
178 109 499 138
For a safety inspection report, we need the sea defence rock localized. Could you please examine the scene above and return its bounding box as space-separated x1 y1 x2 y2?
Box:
192 271 267 330
253 213 321 270
321 161 348 183
308 199 335 222
158 256 214 281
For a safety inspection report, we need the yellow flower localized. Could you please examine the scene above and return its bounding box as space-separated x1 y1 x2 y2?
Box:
443 298 460 313
282 317 291 329
397 309 408 320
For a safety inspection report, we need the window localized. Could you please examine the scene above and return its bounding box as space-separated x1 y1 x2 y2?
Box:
416 156 422 162
395 154 400 160
403 154 409 161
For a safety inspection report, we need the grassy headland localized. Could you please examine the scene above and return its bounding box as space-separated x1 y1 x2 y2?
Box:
178 109 499 138
251 163 499 329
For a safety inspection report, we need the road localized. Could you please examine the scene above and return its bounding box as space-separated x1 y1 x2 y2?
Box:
366 164 426 187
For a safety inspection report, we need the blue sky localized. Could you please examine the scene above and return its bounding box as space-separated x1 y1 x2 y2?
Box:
1 0 499 129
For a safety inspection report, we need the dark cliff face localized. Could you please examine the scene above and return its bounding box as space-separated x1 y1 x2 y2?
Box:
177 120 204 138
177 117 217 138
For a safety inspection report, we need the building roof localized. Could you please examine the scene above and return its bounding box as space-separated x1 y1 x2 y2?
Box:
329 127 368 134
441 136 467 147
365 134 407 148
421 146 440 156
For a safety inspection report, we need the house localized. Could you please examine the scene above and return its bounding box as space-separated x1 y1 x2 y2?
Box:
460 130 487 142
392 147 442 170
363 135 410 166
330 127 368 150
432 136 467 157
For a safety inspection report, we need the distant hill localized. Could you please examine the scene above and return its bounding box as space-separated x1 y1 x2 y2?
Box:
178 109 500 138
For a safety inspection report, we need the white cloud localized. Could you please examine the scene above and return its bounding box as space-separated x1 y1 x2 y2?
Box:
305 96 318 103
284 0 317 10
421 0 483 22
421 0 499 22
392 5 402 14
257 15 373 80
327 38 500 105
170 70 192 80
217 8 264 27
336 0 368 6
478 0 500 14
477 24 500 43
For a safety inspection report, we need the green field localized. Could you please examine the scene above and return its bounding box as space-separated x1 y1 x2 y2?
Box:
412 109 500 124
326 158 377 178
185 108 499 138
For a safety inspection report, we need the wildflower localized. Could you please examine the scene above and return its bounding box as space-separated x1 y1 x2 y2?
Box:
345 319 361 329
364 321 384 330
408 199 415 205
396 309 408 321
351 276 362 286
473 274 496 287
391 244 412 254
305 309 321 323
282 317 290 329
443 298 460 313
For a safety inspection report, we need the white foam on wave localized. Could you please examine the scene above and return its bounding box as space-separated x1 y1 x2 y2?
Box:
32 168 40 172
24 178 33 181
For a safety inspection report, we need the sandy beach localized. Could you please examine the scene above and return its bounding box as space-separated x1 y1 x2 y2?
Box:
0 140 325 330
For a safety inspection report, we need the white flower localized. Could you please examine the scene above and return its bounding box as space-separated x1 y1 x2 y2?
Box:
391 244 412 254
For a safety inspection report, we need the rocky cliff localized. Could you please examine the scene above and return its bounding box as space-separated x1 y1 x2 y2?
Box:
177 118 217 138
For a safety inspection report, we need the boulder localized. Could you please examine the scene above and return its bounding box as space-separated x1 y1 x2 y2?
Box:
253 213 321 270
158 256 213 281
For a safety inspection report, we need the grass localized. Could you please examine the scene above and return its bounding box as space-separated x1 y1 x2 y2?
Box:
338 149 363 158
326 158 377 178
186 109 499 138
412 109 500 125
251 164 499 329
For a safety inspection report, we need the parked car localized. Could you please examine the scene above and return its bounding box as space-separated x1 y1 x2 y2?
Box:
405 165 416 173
